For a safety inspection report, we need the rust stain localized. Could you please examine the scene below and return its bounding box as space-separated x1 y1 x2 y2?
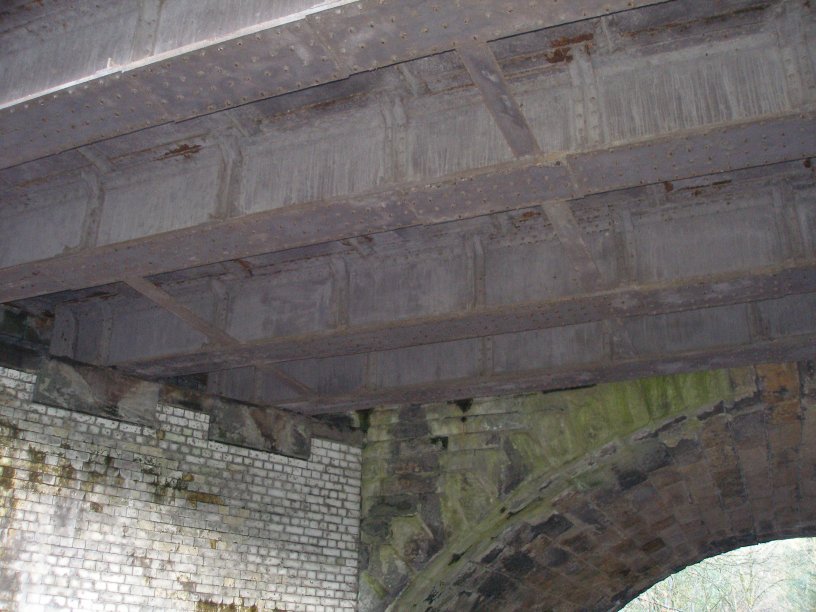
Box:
512 209 541 229
186 491 225 507
623 5 767 38
236 259 254 277
303 94 357 115
756 363 800 405
550 32 594 48
544 47 573 64
663 181 674 192
159 143 202 161
804 158 812 169
0 1 44 24
15 175 53 190
767 400 801 425
684 179 731 197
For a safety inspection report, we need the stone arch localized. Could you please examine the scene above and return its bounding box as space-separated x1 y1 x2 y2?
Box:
359 361 816 611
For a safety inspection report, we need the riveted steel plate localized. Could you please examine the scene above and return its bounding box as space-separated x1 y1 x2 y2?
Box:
570 114 816 194
309 0 667 71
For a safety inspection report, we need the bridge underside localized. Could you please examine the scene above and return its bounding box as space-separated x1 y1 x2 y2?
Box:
0 0 816 412
2 0 815 415
1 2 816 611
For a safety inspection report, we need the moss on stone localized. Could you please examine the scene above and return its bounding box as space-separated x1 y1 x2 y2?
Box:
570 464 611 492
502 432 542 469
360 571 388 599
356 409 372 434
389 515 434 565
0 417 19 441
527 403 584 468
0 466 15 490
637 369 734 422
26 446 46 466
437 458 504 539
366 366 751 610
57 460 75 487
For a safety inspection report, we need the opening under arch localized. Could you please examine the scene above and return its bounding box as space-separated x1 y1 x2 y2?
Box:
623 537 816 611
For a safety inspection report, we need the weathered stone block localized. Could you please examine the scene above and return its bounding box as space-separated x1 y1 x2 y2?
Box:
34 359 160 428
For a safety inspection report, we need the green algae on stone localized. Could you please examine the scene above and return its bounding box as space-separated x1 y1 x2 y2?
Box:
25 446 46 488
637 369 735 422
370 367 747 609
437 466 504 539
389 515 437 568
361 367 751 612
358 570 389 612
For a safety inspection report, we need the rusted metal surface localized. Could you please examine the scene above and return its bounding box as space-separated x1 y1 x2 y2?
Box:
0 0 668 169
2 110 814 305
124 277 238 347
114 262 816 378
541 200 602 288
457 42 541 157
271 332 816 414
2 0 814 414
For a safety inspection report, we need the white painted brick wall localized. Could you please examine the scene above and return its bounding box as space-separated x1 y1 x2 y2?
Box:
0 367 361 611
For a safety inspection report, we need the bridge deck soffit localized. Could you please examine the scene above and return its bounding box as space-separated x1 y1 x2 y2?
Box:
1 0 815 413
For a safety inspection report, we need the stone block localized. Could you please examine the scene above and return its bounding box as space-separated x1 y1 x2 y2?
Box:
34 359 160 428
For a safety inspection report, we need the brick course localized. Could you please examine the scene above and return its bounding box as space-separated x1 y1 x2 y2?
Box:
0 367 361 611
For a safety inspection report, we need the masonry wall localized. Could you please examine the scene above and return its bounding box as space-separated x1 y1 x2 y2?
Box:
0 366 361 611
359 361 816 611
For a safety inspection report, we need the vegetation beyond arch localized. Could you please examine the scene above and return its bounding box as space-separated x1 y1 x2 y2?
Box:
623 537 816 611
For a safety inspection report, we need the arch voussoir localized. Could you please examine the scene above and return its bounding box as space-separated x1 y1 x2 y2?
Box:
360 361 816 611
